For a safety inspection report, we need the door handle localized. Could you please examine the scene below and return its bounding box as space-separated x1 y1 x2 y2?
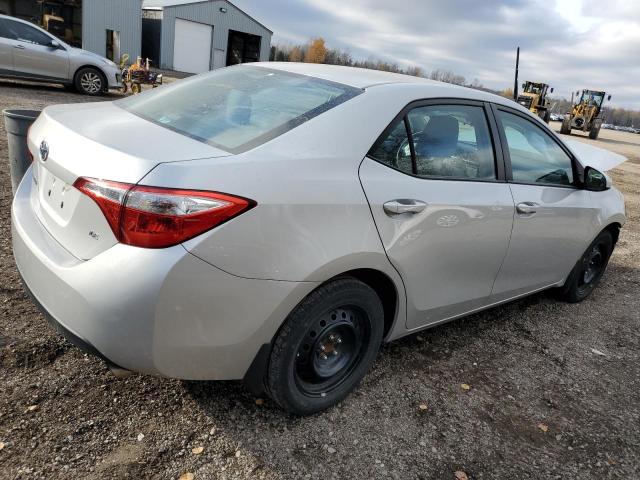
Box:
383 199 427 215
516 202 539 215
14 44 25 49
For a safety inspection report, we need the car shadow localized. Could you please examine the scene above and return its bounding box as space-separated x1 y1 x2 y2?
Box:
0 79 122 99
183 285 560 412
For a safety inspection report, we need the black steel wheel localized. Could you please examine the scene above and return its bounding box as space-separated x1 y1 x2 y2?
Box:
266 277 384 415
561 230 613 303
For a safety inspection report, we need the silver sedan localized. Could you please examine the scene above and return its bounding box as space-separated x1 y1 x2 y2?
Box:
0 14 122 95
12 63 626 414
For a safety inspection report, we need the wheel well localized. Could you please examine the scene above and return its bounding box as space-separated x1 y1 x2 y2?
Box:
338 268 398 339
604 222 621 246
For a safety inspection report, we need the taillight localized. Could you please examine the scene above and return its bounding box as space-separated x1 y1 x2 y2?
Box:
74 177 255 248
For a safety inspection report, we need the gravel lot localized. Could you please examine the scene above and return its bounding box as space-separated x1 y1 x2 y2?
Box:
1 81 639 480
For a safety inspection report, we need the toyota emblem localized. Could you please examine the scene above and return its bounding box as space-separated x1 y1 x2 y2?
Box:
39 140 49 162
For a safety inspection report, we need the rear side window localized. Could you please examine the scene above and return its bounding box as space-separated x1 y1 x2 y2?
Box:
118 66 361 153
0 19 12 40
496 110 574 186
4 20 52 46
369 104 496 180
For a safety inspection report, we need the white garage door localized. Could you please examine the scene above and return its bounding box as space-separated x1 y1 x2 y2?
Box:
173 19 212 74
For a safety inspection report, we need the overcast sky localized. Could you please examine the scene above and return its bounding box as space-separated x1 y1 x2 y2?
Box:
233 0 640 109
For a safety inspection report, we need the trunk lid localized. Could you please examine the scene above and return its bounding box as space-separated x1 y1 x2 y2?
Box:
27 102 230 260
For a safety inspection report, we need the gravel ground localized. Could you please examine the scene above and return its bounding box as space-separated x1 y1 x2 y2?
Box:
1 81 639 480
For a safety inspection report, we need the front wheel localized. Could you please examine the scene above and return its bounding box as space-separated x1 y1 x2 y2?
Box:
75 67 105 96
266 278 384 415
560 230 613 303
560 115 572 134
589 120 602 140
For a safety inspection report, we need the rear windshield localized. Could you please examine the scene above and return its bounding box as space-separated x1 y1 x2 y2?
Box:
118 66 361 154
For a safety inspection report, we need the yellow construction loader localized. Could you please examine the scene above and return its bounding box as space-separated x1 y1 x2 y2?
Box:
560 89 611 140
517 81 553 123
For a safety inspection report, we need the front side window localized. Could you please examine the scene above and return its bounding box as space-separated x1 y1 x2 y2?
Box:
369 104 496 180
5 21 53 46
497 110 574 186
119 66 361 153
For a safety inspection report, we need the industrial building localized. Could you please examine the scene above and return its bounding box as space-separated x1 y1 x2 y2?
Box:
141 0 272 73
0 0 142 62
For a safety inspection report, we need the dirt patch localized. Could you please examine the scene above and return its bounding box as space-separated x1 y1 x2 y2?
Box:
1 83 639 479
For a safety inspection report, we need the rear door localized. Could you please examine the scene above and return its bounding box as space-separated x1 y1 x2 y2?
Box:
359 100 514 329
490 105 597 301
4 19 69 81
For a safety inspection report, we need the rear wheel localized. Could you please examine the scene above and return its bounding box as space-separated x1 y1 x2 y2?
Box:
560 115 572 134
266 278 384 415
560 230 613 303
544 110 551 123
75 67 105 96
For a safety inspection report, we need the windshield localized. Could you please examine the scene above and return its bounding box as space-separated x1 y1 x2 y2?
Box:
580 91 604 107
525 83 541 94
118 65 362 153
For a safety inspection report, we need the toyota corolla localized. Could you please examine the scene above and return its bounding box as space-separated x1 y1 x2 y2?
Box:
12 63 626 414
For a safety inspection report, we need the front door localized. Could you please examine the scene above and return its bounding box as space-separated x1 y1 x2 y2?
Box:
5 19 68 81
359 101 514 329
490 106 598 301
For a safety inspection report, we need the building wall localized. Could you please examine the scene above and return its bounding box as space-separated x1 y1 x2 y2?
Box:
153 0 271 70
82 0 143 61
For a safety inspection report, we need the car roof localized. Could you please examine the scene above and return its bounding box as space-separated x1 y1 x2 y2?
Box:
257 62 436 89
254 62 522 110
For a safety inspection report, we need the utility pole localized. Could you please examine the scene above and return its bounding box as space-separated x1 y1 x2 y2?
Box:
513 47 520 101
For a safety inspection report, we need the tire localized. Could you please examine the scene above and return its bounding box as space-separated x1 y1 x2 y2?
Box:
75 67 106 96
589 120 602 140
560 230 613 303
266 277 384 415
131 83 142 95
560 115 572 134
544 110 551 123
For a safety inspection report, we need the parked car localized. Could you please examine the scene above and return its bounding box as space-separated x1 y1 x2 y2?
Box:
549 113 563 121
13 63 626 414
0 14 121 95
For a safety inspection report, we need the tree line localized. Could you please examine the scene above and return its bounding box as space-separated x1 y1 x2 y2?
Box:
270 38 639 127
269 38 489 91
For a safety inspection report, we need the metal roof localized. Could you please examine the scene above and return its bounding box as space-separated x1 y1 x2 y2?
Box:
142 0 272 33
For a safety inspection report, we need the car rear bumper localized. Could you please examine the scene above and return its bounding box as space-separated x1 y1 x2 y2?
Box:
11 171 318 380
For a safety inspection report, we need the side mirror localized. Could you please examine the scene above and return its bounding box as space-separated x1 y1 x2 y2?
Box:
521 83 525 89
607 95 612 101
49 40 62 49
550 87 554 93
583 166 609 191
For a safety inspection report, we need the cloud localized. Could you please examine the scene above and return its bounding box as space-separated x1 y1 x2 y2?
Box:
233 0 640 108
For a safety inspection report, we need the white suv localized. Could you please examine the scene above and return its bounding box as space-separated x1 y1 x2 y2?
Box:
0 14 122 95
